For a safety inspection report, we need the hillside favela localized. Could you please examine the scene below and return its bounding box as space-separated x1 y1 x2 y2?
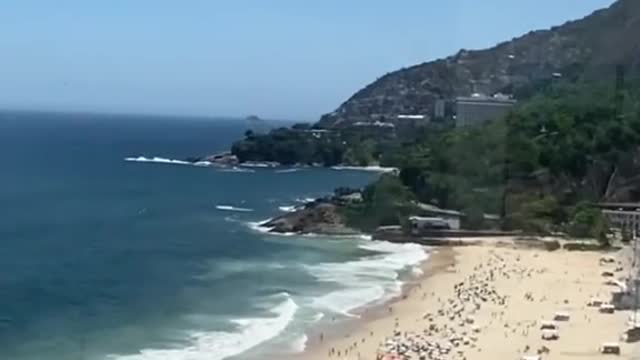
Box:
3 1 640 360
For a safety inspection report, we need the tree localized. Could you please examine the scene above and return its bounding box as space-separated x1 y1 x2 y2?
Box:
568 202 610 245
462 205 485 230
343 175 416 231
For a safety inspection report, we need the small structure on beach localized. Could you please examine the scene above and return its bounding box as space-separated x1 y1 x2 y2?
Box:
413 203 463 230
540 321 558 330
599 342 621 355
600 303 616 314
541 329 559 340
625 326 640 342
553 311 570 321
409 216 452 233
598 202 640 236
521 356 542 360
588 298 605 307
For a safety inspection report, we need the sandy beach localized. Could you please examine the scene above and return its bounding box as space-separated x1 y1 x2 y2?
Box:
299 241 638 360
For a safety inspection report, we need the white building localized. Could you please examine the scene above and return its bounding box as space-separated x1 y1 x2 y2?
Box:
599 203 640 237
414 203 463 230
409 217 453 234
397 114 426 120
455 93 517 127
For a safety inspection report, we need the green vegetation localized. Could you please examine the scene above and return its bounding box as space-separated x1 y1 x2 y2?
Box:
232 75 640 241
567 202 610 245
340 175 417 231
231 126 396 166
231 127 343 166
341 79 640 238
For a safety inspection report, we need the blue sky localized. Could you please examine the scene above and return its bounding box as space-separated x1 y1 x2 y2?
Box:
0 0 615 120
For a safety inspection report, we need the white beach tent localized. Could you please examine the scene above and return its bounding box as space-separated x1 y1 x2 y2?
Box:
599 342 621 354
554 311 570 321
540 320 558 330
541 329 559 340
521 356 542 360
600 304 616 314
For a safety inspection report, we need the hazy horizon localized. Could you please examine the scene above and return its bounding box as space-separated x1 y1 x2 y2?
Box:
0 0 615 121
0 108 298 123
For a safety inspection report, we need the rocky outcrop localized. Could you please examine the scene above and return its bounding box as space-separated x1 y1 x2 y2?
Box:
317 0 640 128
203 152 239 166
263 201 359 235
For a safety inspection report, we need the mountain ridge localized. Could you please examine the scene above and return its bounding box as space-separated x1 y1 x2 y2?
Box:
318 0 640 128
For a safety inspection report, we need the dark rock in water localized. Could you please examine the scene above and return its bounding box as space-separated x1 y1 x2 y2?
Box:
263 202 359 235
204 152 239 166
184 156 202 163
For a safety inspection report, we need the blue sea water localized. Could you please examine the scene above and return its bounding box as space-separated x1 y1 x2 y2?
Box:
0 112 428 360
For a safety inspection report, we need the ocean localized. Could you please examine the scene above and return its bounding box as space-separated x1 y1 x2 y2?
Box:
0 111 428 360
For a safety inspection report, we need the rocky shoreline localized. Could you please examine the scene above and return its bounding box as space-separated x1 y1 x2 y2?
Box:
262 198 360 235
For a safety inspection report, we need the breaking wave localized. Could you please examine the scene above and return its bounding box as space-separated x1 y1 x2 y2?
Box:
330 165 398 173
216 205 254 212
246 219 273 234
288 334 308 353
275 168 302 174
295 197 316 204
124 156 192 166
305 241 428 316
219 167 256 173
108 294 298 360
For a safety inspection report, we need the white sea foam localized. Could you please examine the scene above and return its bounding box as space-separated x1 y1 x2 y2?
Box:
275 168 302 174
299 233 373 241
245 219 300 237
278 205 298 213
411 266 424 277
124 156 192 166
124 157 261 172
196 259 287 281
311 312 325 322
240 161 279 168
312 286 388 317
246 219 274 233
295 197 317 204
216 205 254 213
108 295 298 360
288 334 308 353
219 167 256 173
330 165 398 173
306 241 428 316
193 161 213 167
